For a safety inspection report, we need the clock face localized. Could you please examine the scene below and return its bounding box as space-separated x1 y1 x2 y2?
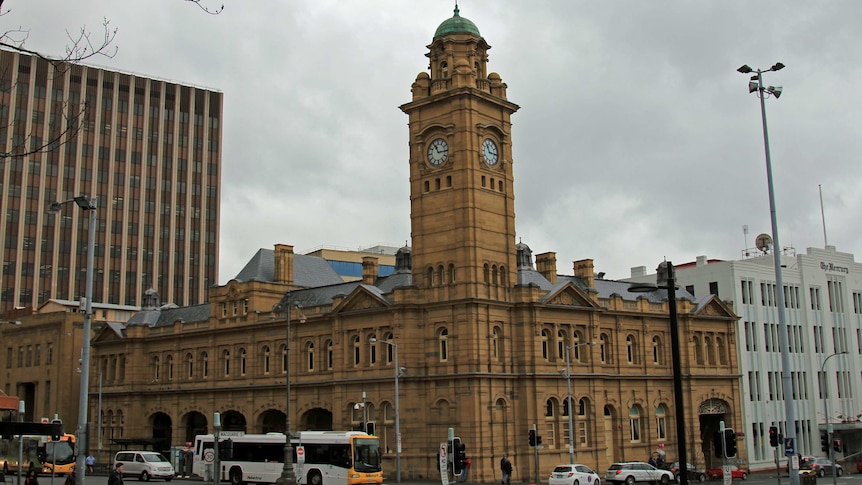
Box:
482 138 499 166
427 138 449 166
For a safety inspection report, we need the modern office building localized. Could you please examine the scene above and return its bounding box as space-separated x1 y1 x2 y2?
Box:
84 9 744 481
0 48 222 313
628 245 862 470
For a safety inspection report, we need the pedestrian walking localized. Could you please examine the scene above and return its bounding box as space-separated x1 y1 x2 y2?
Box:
500 455 512 485
25 469 39 485
86 454 96 474
108 463 124 485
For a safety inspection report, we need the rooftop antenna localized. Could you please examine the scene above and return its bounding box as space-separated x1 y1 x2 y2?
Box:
743 225 749 253
819 184 829 247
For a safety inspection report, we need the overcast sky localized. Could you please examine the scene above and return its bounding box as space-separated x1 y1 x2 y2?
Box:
10 1 862 285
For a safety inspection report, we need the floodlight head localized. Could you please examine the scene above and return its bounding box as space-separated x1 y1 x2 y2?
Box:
771 62 785 72
748 81 759 93
768 86 782 98
369 337 378 343
628 282 658 293
737 65 753 74
48 202 63 214
73 195 92 210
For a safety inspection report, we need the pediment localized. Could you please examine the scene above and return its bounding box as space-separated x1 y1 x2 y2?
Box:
93 323 125 343
331 285 391 314
692 296 737 319
541 283 599 309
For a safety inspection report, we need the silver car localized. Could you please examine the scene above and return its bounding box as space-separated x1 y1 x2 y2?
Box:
606 462 673 485
550 464 601 485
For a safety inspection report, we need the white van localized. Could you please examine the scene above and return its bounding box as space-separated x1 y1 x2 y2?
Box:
114 451 175 481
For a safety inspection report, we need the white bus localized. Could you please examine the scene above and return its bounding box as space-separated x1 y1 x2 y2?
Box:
192 431 383 485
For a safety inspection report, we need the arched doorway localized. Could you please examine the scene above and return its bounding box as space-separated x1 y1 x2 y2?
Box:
603 405 620 466
221 410 247 432
182 411 208 444
698 398 730 468
150 412 173 452
300 408 333 431
259 409 286 433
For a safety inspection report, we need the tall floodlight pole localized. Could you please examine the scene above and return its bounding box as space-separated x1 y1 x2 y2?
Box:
48 195 96 485
738 62 797 485
370 337 402 483
562 342 596 464
821 352 846 485
630 262 687 485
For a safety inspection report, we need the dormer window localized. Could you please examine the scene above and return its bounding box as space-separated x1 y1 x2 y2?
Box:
440 61 449 78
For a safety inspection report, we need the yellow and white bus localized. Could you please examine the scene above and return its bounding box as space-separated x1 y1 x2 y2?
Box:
192 431 382 485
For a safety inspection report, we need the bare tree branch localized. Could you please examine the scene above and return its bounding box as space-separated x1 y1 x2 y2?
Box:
185 0 224 15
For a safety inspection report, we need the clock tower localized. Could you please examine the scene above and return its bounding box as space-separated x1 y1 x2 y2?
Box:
400 6 519 301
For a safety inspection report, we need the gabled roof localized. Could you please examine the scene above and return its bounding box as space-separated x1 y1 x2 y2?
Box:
125 303 210 328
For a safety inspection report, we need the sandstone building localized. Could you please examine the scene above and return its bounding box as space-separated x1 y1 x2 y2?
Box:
88 8 743 482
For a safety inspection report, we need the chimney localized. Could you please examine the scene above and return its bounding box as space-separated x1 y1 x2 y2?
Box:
362 256 379 285
630 266 647 278
273 244 294 285
573 259 595 289
696 255 708 267
535 252 557 284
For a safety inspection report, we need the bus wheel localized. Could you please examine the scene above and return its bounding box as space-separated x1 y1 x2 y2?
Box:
229 467 244 485
308 472 322 485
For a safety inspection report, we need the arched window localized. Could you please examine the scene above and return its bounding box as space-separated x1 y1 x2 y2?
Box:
717 336 727 365
384 333 395 364
239 348 247 376
558 330 567 360
600 333 610 364
492 265 498 285
492 327 500 360
572 330 584 362
353 336 361 366
201 352 208 379
306 342 314 372
692 336 703 365
326 340 333 370
448 264 456 284
705 336 715 365
500 266 507 286
626 335 635 364
577 398 590 447
437 265 444 285
544 398 558 448
263 346 271 374
545 398 556 417
483 264 490 283
166 355 173 380
652 336 662 365
369 334 377 365
223 350 230 376
426 267 434 287
541 330 550 360
441 61 448 78
439 328 449 361
281 344 287 373
152 355 160 381
629 405 643 442
186 353 194 379
656 404 668 441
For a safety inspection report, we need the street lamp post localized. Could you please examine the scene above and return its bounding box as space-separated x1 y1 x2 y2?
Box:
821 351 847 485
737 62 797 485
48 195 97 485
562 341 596 464
274 297 303 485
630 262 688 485
369 337 402 483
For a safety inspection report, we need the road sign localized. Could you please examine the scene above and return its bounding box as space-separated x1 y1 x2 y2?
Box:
784 437 795 456
722 465 732 485
203 449 215 464
439 442 449 485
297 445 305 464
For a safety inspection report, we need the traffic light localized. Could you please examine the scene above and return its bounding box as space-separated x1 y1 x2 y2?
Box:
528 429 536 447
536 435 543 446
833 439 841 452
769 426 778 447
713 431 724 458
365 422 375 435
50 419 62 441
821 433 829 452
454 438 467 473
723 429 737 458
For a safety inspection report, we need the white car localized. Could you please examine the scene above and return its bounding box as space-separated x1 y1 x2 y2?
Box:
606 462 673 485
550 464 601 485
114 451 175 481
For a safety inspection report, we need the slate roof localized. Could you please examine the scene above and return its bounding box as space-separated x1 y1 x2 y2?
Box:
125 303 210 328
233 249 343 287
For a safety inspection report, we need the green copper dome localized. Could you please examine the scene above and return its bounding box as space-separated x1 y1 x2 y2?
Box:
434 5 481 38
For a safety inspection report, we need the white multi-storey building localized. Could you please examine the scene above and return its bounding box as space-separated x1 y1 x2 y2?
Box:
628 245 862 470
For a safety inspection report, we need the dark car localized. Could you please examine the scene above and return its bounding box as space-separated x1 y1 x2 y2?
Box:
669 463 707 483
800 456 843 477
